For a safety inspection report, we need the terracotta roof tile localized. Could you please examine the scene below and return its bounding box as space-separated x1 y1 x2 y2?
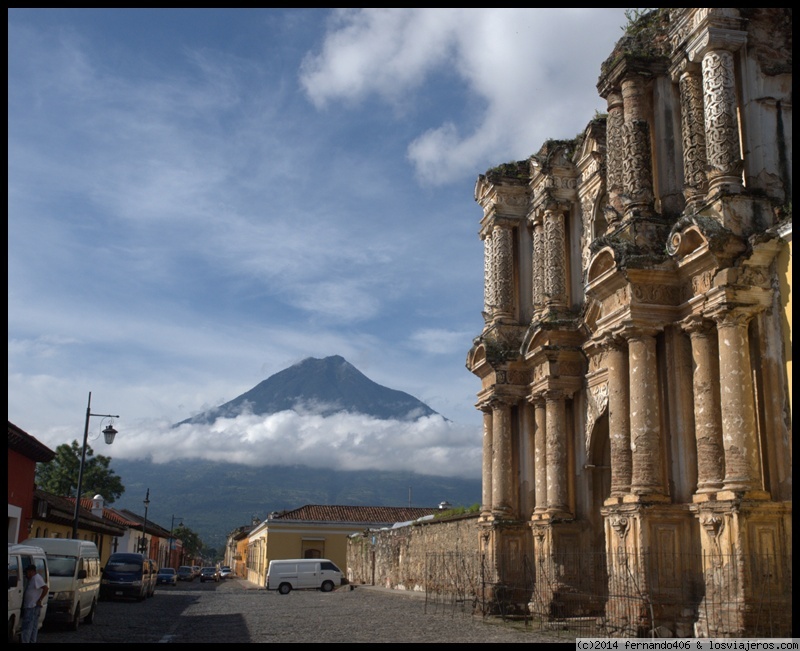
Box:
270 504 439 525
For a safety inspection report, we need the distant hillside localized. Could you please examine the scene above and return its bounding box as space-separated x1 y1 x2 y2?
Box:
175 355 439 426
110 458 481 552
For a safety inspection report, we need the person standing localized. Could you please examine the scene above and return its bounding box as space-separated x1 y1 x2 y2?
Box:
20 564 48 643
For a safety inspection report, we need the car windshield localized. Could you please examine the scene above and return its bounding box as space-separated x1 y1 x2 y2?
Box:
47 555 78 577
159 568 176 575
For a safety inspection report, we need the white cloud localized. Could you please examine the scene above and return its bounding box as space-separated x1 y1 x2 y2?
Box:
104 412 482 479
300 8 626 184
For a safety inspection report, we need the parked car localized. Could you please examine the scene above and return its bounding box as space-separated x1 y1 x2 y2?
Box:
177 566 195 582
8 543 49 642
219 566 233 579
266 559 342 594
192 566 201 579
156 568 177 586
100 553 156 601
199 567 219 583
21 538 100 630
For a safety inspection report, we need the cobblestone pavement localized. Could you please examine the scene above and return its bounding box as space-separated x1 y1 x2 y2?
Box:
37 578 577 643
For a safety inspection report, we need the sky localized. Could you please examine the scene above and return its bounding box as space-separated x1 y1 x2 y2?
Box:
9 8 631 480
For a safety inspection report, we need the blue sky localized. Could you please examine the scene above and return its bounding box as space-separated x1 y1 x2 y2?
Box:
9 8 630 478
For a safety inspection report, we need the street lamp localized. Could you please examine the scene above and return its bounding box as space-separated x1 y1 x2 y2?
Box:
71 391 119 539
139 489 151 555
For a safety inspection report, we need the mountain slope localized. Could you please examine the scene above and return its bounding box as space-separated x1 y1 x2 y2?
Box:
176 355 439 426
110 458 481 551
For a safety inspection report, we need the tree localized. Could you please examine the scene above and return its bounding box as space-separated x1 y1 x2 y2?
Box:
173 524 203 562
35 440 125 504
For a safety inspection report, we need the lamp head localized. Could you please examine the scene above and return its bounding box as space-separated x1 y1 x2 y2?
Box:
102 424 118 445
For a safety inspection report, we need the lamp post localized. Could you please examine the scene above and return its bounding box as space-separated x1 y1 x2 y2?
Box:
139 489 151 556
71 391 119 540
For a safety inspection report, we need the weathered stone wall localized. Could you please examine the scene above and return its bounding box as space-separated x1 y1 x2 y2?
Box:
347 514 481 591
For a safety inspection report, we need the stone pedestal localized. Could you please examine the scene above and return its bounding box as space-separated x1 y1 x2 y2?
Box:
693 496 792 637
477 516 532 616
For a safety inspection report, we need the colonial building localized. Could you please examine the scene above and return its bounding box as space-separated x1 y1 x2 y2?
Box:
466 8 791 637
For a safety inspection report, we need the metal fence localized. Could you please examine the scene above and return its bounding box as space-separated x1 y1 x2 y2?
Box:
423 550 792 639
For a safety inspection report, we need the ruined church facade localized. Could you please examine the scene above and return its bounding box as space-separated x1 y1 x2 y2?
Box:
466 9 791 636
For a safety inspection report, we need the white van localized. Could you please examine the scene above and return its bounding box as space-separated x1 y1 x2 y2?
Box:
22 538 101 630
8 543 49 642
266 559 343 594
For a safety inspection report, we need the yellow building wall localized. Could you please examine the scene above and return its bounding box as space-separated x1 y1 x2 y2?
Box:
778 226 792 417
27 518 119 565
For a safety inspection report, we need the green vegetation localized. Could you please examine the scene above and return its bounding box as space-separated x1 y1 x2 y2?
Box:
36 440 125 503
435 503 480 519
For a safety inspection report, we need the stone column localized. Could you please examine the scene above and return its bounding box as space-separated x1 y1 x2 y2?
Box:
701 48 743 195
530 214 545 320
621 75 654 216
684 317 725 493
482 231 495 320
605 337 632 497
715 311 762 493
481 407 493 514
491 399 513 515
545 390 570 516
532 397 547 515
627 329 667 498
543 206 567 312
677 63 709 210
605 89 625 224
492 222 515 322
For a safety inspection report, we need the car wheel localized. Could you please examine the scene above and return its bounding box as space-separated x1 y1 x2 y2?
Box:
278 583 291 595
85 600 96 625
70 605 81 631
321 580 335 593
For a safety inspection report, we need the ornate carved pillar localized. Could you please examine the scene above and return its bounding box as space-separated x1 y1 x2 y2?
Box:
683 317 725 494
676 62 709 210
604 336 632 497
545 390 570 516
714 311 763 494
481 231 495 321
532 397 547 515
530 214 545 320
626 329 668 498
491 221 515 322
620 75 654 216
701 47 743 195
605 89 625 224
543 206 567 312
491 398 513 515
480 407 493 515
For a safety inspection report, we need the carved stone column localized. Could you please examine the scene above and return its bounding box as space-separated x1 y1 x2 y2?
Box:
482 231 495 321
543 206 567 312
621 75 654 216
627 329 668 499
530 214 545 320
492 221 515 322
714 311 763 495
683 317 725 494
491 398 514 516
701 48 743 195
532 397 547 515
545 390 570 516
676 63 709 210
605 89 625 224
604 336 632 497
481 407 493 515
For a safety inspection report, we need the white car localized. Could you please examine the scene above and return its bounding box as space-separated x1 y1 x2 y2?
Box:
219 566 233 579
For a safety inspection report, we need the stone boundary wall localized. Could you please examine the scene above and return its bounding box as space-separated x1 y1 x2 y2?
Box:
346 514 481 592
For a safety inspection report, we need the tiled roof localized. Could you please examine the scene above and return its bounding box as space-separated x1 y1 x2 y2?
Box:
35 490 125 537
270 504 439 525
8 421 55 462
